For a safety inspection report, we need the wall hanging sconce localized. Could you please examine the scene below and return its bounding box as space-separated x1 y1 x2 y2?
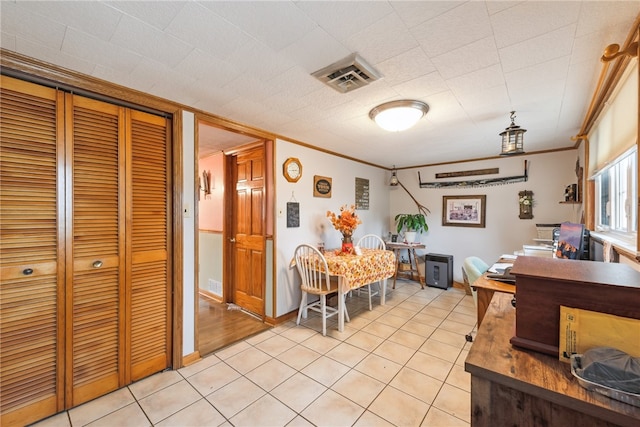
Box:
200 170 212 199
500 111 526 156
369 100 429 132
518 190 534 219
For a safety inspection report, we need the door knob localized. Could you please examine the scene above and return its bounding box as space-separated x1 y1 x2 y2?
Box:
93 260 103 268
23 268 34 275
229 238 236 243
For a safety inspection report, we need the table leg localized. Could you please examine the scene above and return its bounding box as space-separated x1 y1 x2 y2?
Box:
392 249 399 289
475 287 495 327
411 249 425 289
338 277 345 332
381 278 387 305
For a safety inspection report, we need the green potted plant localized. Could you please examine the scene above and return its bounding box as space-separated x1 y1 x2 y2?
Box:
395 213 428 243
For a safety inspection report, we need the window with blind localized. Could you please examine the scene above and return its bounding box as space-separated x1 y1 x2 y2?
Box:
588 58 638 249
594 147 638 234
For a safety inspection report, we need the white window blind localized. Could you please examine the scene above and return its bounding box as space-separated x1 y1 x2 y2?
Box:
588 59 638 176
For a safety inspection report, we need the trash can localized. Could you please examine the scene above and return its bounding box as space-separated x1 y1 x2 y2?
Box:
425 253 453 289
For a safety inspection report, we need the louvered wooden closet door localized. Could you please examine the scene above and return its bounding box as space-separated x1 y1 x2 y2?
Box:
0 77 64 426
66 95 125 407
127 110 171 381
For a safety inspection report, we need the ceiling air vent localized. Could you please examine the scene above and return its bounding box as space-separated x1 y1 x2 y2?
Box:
311 53 381 93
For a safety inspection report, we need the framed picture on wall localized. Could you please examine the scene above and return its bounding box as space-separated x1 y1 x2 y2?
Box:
313 175 332 198
442 195 486 228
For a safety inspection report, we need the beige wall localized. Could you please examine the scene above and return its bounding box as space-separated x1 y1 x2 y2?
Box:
391 150 583 283
198 153 224 232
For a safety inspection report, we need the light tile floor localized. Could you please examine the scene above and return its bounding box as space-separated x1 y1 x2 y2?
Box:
32 280 475 427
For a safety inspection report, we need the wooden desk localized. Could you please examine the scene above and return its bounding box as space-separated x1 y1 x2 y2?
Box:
471 274 515 327
465 293 640 427
386 242 426 289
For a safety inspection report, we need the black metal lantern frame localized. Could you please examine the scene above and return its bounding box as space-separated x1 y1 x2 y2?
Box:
500 111 526 156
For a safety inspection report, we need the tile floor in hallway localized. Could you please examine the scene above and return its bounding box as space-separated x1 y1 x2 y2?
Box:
32 280 475 427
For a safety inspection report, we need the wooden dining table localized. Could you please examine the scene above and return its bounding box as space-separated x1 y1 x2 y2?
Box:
323 248 396 332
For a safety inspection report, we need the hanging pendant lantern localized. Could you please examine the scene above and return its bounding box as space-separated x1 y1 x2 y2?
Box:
389 166 399 186
499 111 526 156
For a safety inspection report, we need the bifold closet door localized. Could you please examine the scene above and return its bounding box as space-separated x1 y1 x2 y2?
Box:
127 110 171 382
0 78 171 425
0 77 65 426
65 94 126 407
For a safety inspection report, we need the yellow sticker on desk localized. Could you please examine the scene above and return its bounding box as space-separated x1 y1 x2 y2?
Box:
559 306 640 363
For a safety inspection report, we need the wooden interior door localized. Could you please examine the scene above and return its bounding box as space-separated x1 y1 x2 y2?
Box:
0 76 65 426
66 94 125 407
232 145 266 317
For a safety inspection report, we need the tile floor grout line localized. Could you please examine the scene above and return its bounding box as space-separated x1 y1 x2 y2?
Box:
35 282 473 427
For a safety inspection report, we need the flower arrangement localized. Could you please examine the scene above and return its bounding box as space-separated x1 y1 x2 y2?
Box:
326 204 361 238
519 194 534 206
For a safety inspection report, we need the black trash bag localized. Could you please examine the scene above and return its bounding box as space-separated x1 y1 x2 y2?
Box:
575 347 640 394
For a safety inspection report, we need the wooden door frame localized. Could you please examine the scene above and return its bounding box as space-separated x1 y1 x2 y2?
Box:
223 140 267 311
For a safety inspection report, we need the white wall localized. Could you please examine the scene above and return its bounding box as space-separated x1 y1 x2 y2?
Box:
274 139 390 318
184 127 586 343
390 150 583 282
182 110 196 356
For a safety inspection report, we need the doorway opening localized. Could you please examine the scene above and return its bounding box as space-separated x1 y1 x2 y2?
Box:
196 119 271 356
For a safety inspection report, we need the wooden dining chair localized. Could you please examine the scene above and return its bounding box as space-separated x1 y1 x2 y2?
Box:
294 244 349 336
355 234 386 310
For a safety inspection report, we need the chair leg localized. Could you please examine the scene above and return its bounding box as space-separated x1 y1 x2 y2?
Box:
342 294 350 323
296 292 307 326
320 295 327 336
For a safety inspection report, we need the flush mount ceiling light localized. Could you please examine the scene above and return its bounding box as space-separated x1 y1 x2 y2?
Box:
369 100 429 132
499 111 527 156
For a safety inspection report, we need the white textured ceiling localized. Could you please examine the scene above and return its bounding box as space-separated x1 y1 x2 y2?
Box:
1 1 638 166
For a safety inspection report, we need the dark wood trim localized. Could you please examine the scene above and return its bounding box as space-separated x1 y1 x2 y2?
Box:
199 289 223 303
194 112 275 142
223 140 266 156
1 49 178 114
171 112 184 370
193 113 200 357
266 310 299 327
182 351 201 367
435 168 499 179
223 154 234 305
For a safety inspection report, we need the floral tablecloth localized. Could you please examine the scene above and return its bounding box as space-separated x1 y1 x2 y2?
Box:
323 248 396 293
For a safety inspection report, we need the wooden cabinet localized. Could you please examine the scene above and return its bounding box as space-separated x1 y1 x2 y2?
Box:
509 256 640 356
0 76 171 426
466 293 640 427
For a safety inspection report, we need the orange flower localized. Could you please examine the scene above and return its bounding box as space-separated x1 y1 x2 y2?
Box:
326 204 362 236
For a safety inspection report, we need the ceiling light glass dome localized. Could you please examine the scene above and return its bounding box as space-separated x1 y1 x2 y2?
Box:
369 100 429 132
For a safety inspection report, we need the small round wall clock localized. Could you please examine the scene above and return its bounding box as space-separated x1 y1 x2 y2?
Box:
283 157 302 182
